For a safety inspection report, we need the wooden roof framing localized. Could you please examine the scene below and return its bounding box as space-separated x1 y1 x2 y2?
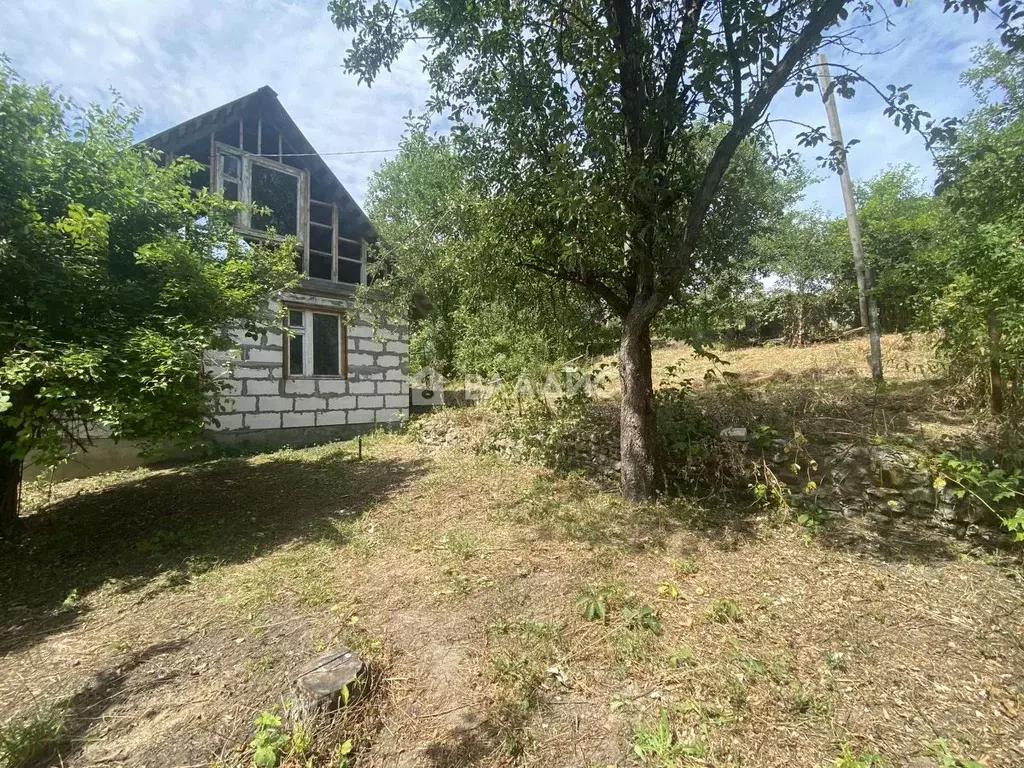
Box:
141 86 374 241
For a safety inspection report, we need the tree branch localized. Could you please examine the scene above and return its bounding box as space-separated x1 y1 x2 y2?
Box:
650 0 849 319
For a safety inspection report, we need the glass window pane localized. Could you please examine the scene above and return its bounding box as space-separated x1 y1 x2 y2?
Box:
251 164 299 236
309 225 333 254
289 333 304 375
223 180 239 202
312 314 340 376
190 165 210 191
338 258 361 284
222 154 241 179
288 310 303 327
310 201 333 226
309 252 332 280
338 238 362 262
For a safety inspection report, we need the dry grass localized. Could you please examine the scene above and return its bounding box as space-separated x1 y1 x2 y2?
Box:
1 338 1022 768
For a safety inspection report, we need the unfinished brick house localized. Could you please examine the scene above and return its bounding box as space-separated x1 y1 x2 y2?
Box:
144 86 409 444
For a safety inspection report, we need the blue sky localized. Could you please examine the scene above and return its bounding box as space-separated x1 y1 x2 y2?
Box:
0 0 1001 213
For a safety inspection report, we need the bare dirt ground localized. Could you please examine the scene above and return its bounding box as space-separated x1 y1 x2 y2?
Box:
2 337 1022 768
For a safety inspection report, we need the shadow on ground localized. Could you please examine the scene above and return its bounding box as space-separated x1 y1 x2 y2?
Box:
0 447 428 656
1 640 187 768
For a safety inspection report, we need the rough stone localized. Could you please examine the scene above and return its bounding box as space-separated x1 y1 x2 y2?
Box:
720 427 748 442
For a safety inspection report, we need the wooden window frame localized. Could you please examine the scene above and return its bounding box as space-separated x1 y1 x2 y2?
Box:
214 142 308 247
308 197 367 287
282 306 348 380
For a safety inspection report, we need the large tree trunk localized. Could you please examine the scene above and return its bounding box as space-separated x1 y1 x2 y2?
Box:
619 317 657 501
0 452 22 537
988 311 1004 415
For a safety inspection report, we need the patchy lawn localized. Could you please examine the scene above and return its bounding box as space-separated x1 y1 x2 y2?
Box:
2 338 1022 768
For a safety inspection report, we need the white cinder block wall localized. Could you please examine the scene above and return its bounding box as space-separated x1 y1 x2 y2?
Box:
207 294 409 442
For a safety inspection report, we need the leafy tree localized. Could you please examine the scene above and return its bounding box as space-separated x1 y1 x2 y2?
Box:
331 0 1019 499
855 166 942 332
0 61 297 533
753 207 853 344
365 129 614 379
932 44 1024 413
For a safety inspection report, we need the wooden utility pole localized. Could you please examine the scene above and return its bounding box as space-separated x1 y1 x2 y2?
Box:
817 53 883 382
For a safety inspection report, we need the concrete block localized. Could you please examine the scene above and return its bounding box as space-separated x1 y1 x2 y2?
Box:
293 396 328 411
348 409 375 424
358 395 383 409
358 339 384 352
284 379 316 395
245 412 281 429
209 414 244 431
317 410 347 426
377 382 402 394
376 408 406 423
258 396 293 412
233 365 271 379
377 355 400 368
386 341 409 354
384 395 407 409
245 380 280 395
247 347 283 364
216 379 243 396
283 411 316 428
328 396 357 410
385 369 404 381
348 353 375 367
346 381 376 394
228 396 257 412
348 324 372 338
317 379 349 394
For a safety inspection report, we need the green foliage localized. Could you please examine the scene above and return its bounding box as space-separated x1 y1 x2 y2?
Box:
856 166 943 332
329 0 999 499
250 712 291 768
706 598 742 624
577 583 619 622
655 365 744 493
669 556 700 576
632 708 706 766
484 383 609 474
248 709 325 768
928 45 1024 411
0 705 66 768
928 452 1024 540
0 61 296 497
922 738 987 768
365 130 613 379
623 604 663 634
825 744 886 768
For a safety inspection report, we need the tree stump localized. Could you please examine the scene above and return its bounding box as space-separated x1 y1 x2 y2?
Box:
294 647 364 715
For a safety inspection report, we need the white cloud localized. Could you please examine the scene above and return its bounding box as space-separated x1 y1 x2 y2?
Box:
0 1 1005 213
0 0 430 205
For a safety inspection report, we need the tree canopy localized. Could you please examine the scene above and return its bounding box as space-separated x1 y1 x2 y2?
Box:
331 0 1018 499
0 60 297 532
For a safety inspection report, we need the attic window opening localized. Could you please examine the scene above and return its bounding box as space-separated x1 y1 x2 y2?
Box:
307 198 365 286
214 142 305 240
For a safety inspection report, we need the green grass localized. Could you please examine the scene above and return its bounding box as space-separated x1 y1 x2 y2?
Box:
632 707 706 766
0 705 67 768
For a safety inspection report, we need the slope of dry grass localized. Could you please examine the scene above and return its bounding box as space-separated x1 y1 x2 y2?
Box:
1 338 1021 768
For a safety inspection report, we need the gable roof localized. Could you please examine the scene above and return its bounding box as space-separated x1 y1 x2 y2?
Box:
142 86 374 239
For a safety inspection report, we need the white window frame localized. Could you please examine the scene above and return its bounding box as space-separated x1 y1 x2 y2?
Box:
284 308 347 379
215 142 307 243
